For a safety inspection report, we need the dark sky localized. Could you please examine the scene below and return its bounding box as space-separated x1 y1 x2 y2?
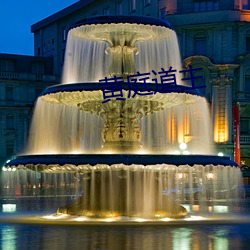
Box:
0 0 78 56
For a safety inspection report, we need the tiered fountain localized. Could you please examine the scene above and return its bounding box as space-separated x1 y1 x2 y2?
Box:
4 16 241 220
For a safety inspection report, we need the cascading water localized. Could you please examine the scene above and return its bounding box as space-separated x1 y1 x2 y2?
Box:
3 16 242 220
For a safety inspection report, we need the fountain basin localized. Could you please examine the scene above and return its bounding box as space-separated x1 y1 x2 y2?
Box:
40 82 203 108
70 16 173 44
5 154 238 173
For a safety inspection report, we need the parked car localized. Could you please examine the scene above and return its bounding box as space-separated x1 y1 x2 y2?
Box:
214 185 246 199
162 183 203 200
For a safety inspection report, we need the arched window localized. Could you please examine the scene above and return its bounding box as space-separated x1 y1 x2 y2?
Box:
245 68 250 94
246 30 250 52
194 32 207 56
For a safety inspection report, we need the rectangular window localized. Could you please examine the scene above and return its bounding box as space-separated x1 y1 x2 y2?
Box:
200 2 206 11
6 115 14 129
91 11 98 16
6 141 14 156
160 8 166 19
193 1 219 12
241 119 249 134
245 75 250 94
194 37 206 55
246 31 250 52
131 0 136 12
31 62 45 74
116 1 123 15
103 6 110 15
243 0 250 9
62 29 68 42
0 59 14 72
166 0 177 14
247 37 250 52
35 88 43 98
6 86 14 101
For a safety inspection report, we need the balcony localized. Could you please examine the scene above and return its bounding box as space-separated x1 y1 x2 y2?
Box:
240 136 250 144
166 9 241 26
0 71 58 82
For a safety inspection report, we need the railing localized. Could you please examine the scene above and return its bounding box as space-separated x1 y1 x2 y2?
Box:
0 71 58 82
167 4 240 15
240 135 250 144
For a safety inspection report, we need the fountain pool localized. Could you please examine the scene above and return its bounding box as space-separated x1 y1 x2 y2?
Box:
2 16 243 222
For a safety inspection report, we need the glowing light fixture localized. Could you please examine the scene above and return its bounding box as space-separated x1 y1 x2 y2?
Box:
2 204 16 213
179 143 187 150
207 173 213 179
218 152 224 157
178 173 183 179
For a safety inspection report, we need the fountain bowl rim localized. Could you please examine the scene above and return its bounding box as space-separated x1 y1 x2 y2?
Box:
5 154 238 168
40 82 204 97
71 15 173 30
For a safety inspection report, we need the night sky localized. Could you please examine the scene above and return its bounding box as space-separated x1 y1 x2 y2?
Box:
0 0 78 56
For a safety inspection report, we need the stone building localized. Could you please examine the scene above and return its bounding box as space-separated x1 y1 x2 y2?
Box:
28 0 250 166
0 54 58 165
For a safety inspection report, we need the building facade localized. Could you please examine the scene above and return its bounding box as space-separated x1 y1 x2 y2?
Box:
29 0 250 166
0 53 58 165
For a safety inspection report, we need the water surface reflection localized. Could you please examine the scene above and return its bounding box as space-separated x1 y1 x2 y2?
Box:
1 223 250 250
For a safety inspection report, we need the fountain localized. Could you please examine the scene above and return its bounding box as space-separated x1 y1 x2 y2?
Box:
3 16 241 220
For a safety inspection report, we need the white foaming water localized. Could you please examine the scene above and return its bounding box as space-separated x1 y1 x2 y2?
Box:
26 98 103 154
1 164 243 217
25 97 214 155
62 27 183 83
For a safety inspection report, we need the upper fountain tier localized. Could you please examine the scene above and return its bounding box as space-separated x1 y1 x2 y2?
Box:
62 15 182 82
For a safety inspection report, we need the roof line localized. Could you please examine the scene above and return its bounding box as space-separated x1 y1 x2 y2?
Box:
31 0 95 32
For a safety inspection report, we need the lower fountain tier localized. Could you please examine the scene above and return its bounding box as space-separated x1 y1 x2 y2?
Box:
5 154 238 173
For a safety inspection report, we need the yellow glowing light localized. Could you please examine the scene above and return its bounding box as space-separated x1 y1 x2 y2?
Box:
160 218 171 222
43 214 69 220
214 116 229 143
191 205 200 212
103 218 115 222
135 218 147 222
74 217 87 222
218 152 224 157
